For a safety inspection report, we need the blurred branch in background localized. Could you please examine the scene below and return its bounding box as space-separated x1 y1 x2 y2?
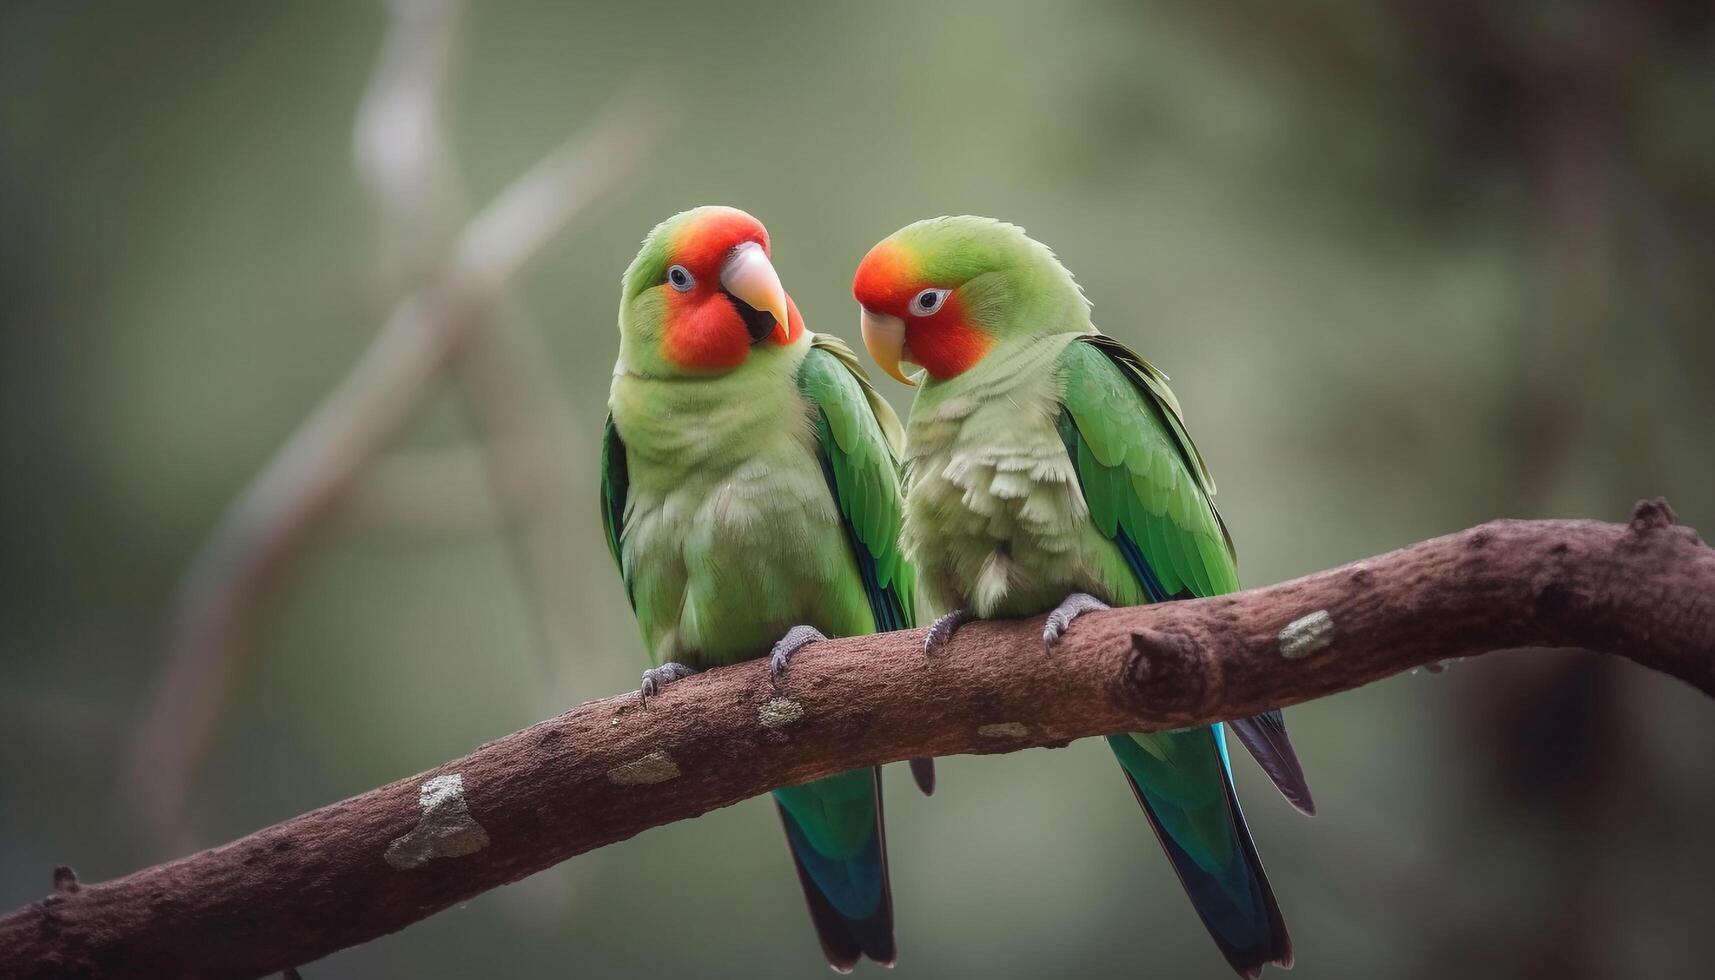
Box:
1404 0 1637 502
333 446 504 533
353 0 469 287
1399 3 1713 975
352 0 599 729
10 504 1713 980
121 0 664 856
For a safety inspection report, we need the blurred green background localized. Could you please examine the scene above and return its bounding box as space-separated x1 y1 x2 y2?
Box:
4 1 1714 978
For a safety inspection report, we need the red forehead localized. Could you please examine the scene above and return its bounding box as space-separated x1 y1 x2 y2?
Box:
851 240 918 312
671 209 769 271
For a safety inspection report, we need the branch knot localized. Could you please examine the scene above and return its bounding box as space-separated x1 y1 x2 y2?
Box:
1629 497 1678 533
52 867 80 895
1124 627 1208 720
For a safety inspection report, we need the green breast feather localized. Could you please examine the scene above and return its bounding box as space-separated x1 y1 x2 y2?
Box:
599 336 913 636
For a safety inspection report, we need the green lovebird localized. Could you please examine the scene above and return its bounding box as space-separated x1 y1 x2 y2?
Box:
852 216 1315 978
601 206 927 971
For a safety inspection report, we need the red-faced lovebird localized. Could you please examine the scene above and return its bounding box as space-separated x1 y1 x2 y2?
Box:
601 206 924 971
853 215 1315 978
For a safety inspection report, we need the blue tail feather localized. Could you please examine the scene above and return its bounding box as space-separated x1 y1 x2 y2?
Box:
1109 727 1291 978
773 768 895 970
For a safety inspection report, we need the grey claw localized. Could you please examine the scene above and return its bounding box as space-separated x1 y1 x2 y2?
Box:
769 625 827 688
1043 592 1110 652
639 662 696 704
924 609 973 655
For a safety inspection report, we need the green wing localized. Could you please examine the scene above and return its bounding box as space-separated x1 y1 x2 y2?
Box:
1058 334 1315 815
1055 334 1238 602
599 412 633 606
796 334 915 633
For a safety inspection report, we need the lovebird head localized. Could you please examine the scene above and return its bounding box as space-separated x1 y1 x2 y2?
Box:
618 205 804 377
851 215 1090 386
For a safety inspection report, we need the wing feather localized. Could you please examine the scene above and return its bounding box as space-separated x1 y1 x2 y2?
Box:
1057 335 1312 813
796 334 915 634
599 413 633 607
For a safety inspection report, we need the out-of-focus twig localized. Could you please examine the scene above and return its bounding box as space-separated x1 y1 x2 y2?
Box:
352 0 597 715
351 0 603 732
124 47 660 851
353 0 468 289
1399 5 1660 977
332 445 508 532
1512 0 1641 508
452 324 591 706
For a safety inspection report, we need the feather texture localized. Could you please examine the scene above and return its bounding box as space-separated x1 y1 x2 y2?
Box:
1057 337 1313 814
874 215 1306 976
797 333 915 632
775 769 896 971
607 322 916 969
1049 336 1293 975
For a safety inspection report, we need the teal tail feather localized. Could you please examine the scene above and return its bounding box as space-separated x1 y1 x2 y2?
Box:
773 767 895 971
1107 725 1291 978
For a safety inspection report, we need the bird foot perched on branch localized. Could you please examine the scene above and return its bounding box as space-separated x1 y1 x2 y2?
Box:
768 625 826 689
1043 592 1110 652
923 608 972 654
639 662 696 703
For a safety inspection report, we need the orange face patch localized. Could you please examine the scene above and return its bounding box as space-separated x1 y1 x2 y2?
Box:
851 240 916 313
670 209 769 273
661 288 752 372
659 208 796 372
852 239 991 381
903 294 991 380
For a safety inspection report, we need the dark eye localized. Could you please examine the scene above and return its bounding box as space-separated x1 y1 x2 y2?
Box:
910 288 950 316
667 265 694 292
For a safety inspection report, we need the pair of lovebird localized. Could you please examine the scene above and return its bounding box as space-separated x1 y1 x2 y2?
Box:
601 206 1316 977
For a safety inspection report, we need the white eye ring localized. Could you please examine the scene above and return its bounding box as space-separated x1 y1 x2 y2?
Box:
667 265 695 292
909 287 950 316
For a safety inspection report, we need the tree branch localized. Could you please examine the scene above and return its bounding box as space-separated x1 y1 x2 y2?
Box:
13 503 1712 980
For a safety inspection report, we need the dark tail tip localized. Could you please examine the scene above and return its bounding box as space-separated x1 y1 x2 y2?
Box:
776 771 896 971
1236 944 1293 979
909 758 936 796
1229 712 1317 817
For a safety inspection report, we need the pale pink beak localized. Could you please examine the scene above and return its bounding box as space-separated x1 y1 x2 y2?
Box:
720 242 791 343
860 307 914 386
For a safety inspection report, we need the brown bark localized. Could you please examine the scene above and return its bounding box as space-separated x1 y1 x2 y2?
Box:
6 501 1711 980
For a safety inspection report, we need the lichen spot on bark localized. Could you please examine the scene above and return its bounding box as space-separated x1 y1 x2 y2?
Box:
1278 609 1335 659
607 751 681 785
759 697 804 729
384 773 491 870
